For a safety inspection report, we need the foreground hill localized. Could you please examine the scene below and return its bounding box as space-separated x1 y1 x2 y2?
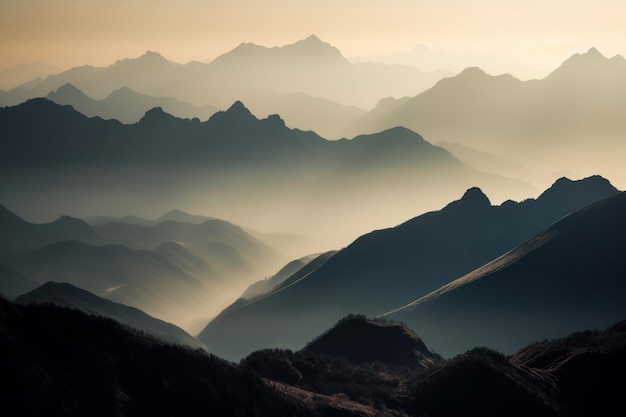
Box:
303 315 442 367
0 98 534 247
199 176 618 360
2 294 623 417
385 191 626 356
15 282 204 349
0 297 375 417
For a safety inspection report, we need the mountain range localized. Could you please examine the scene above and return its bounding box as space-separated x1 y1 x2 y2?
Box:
0 203 280 329
384 190 626 356
198 176 619 360
347 48 626 187
0 36 449 138
45 83 220 124
0 98 536 248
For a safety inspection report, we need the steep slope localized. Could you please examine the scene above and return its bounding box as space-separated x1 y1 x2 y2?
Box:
199 176 618 360
15 282 204 349
347 48 626 187
385 191 626 357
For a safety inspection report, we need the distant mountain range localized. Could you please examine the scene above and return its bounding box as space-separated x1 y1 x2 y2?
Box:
198 176 618 360
0 98 536 247
0 203 280 329
15 282 204 349
347 48 626 187
0 35 448 113
384 190 626 356
45 83 220 124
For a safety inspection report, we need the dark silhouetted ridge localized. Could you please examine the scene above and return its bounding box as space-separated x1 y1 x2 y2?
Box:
443 187 491 213
15 281 205 349
139 106 179 124
304 315 441 367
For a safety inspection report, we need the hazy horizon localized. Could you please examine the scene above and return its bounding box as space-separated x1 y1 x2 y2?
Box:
2 1 626 80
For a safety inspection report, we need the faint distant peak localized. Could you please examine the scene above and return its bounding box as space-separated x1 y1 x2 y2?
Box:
286 34 345 59
47 83 90 100
458 66 488 78
113 50 170 67
546 47 621 79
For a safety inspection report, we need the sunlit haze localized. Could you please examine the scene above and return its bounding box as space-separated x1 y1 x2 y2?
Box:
2 0 626 79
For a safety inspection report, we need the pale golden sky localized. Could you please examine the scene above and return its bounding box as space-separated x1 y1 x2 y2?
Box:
1 0 625 74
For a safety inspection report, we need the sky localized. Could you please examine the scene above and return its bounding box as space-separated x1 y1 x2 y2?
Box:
1 0 625 76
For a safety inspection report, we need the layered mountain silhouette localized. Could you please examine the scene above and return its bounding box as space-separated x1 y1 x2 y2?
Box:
384 191 626 357
0 98 536 247
198 176 618 360
1 36 449 137
46 83 220 124
0 204 280 328
15 282 204 349
347 48 626 186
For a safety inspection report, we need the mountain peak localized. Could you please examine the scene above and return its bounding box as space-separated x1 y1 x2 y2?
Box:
139 106 178 124
113 50 170 67
303 34 322 43
585 47 603 57
224 100 254 118
537 175 618 205
460 186 491 206
444 187 491 213
458 66 488 77
46 83 90 101
303 315 441 366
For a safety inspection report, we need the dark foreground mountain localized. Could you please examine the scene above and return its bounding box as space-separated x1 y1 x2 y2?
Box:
385 191 626 356
199 176 618 360
0 297 377 417
2 294 624 417
303 315 442 367
15 282 204 349
243 317 626 417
